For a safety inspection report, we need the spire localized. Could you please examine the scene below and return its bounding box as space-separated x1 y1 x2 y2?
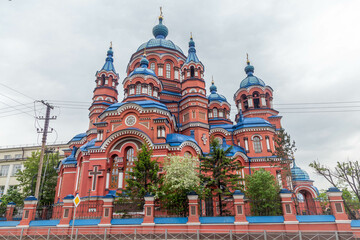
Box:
153 7 168 39
244 53 254 76
185 34 200 64
101 43 116 72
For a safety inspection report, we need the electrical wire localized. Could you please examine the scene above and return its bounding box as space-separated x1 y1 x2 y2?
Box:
0 82 35 101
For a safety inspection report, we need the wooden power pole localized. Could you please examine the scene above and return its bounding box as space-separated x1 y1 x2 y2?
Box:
34 100 56 200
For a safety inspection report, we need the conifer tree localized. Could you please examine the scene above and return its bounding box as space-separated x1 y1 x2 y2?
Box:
121 144 162 207
199 139 243 216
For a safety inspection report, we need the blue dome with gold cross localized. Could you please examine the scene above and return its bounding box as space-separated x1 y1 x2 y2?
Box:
240 60 266 89
137 14 183 54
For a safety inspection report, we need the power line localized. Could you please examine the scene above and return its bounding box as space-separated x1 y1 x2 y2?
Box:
0 83 35 101
0 99 34 118
0 109 34 118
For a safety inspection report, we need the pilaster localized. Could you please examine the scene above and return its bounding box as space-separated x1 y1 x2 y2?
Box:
18 196 38 227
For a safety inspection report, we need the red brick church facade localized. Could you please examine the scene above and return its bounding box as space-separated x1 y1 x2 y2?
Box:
55 12 318 209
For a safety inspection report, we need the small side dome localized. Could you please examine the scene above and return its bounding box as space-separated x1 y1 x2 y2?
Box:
208 80 228 103
128 54 157 78
291 162 311 181
240 58 266 89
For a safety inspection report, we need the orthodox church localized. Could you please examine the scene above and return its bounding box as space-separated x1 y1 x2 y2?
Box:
56 12 318 207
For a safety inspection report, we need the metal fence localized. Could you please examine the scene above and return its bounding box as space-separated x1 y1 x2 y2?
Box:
244 200 283 216
75 202 103 219
113 201 144 219
12 206 23 220
0 228 357 240
35 204 63 220
199 197 235 217
154 199 188 218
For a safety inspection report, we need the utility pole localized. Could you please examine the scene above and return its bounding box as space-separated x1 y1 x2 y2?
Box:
34 100 56 200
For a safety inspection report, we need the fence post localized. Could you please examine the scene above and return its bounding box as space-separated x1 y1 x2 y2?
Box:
134 228 137 240
100 194 114 226
327 188 352 231
280 189 299 231
103 228 107 240
18 196 38 227
187 191 200 224
233 190 247 224
142 193 155 225
229 230 233 240
263 230 267 240
197 230 199 240
47 228 51 240
6 202 16 221
165 229 167 240
298 231 302 240
335 231 339 240
58 194 75 227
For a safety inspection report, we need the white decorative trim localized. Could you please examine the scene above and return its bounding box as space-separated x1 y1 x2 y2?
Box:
101 129 153 150
284 221 299 224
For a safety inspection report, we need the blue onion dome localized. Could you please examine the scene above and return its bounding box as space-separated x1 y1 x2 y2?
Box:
152 16 168 39
239 57 266 88
128 53 156 78
140 54 149 68
208 79 228 103
291 162 311 181
209 80 217 93
136 13 183 54
185 34 200 63
189 36 195 48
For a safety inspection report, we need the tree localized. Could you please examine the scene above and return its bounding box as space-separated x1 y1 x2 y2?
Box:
244 169 282 216
310 160 360 219
199 139 243 216
119 144 162 207
0 187 23 215
273 128 297 161
16 151 59 205
159 155 200 216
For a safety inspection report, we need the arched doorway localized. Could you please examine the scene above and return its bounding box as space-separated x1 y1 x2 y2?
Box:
296 190 317 215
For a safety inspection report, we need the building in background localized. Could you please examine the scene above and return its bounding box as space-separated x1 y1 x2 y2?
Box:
0 143 68 196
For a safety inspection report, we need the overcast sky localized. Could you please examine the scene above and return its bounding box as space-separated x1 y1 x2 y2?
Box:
1 0 360 190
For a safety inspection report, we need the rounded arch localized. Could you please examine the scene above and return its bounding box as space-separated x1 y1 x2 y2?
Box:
294 186 318 199
102 129 153 152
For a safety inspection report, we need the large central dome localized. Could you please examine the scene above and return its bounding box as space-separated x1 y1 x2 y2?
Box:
136 16 184 54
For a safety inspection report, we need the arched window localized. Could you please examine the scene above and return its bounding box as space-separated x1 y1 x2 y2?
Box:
136 84 141 95
129 86 135 95
190 66 195 77
219 109 224 117
213 108 218 118
124 147 135 187
166 63 171 78
109 156 120 189
150 62 156 71
242 95 248 110
253 92 260 109
127 147 134 163
253 136 262 153
148 85 152 96
101 75 106 85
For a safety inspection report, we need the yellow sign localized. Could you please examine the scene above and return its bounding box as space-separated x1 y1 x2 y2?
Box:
73 194 81 207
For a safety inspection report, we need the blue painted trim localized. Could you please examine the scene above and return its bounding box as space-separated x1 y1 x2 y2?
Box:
111 218 143 225
296 215 335 223
0 221 20 227
30 220 60 226
246 216 284 223
199 216 235 224
154 217 188 224
69 219 101 226
351 220 360 227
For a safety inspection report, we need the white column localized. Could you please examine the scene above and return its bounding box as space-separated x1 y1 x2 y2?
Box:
266 137 271 151
4 165 13 194
118 171 123 188
106 172 110 189
244 139 249 152
248 97 254 108
237 102 242 111
261 96 266 107
57 176 63 197
75 167 80 191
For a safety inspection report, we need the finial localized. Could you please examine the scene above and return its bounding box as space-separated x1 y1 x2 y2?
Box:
211 76 214 84
246 53 250 65
110 41 112 48
143 47 146 57
190 32 193 39
159 6 163 19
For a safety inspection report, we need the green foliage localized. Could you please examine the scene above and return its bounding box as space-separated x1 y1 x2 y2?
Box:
0 187 23 215
199 138 243 216
16 151 59 205
117 144 162 207
310 160 360 219
158 155 200 216
244 169 282 216
273 128 297 160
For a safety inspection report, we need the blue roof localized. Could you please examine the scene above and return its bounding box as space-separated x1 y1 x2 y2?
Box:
185 37 200 64
136 17 183 54
101 46 116 72
246 216 284 223
199 216 235 224
166 133 198 146
296 215 335 223
62 147 78 165
111 218 143 225
80 138 97 152
103 100 169 113
30 220 60 226
235 117 273 129
161 90 182 97
291 162 312 181
240 62 266 88
154 217 188 224
69 133 86 142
